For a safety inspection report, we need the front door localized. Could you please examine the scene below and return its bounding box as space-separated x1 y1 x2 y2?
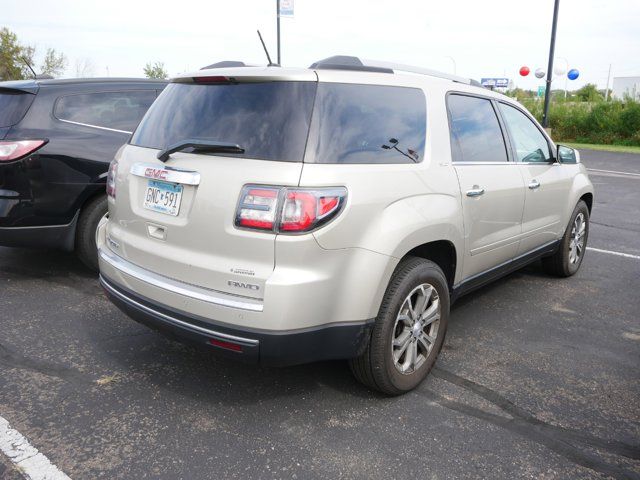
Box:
497 102 573 255
447 94 525 279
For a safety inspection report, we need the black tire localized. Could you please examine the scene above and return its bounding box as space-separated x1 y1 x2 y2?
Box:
75 194 108 272
349 257 450 395
542 200 590 277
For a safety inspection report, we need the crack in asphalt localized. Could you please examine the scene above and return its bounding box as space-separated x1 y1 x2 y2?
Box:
590 220 640 234
0 343 90 385
425 367 640 480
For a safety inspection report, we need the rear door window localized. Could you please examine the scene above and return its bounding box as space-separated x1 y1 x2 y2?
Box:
306 83 426 164
131 81 317 162
0 91 35 127
55 90 157 133
447 94 508 163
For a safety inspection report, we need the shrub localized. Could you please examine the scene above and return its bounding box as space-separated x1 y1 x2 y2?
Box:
516 98 640 146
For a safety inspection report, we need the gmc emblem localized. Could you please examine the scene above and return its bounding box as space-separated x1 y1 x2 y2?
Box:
227 280 260 291
144 167 168 180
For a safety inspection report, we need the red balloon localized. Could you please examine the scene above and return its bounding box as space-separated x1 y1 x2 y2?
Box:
519 66 530 77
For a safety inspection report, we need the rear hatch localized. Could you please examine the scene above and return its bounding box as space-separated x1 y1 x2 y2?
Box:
108 69 317 299
0 81 38 139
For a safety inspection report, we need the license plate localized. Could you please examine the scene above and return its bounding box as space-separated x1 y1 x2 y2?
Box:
143 180 183 216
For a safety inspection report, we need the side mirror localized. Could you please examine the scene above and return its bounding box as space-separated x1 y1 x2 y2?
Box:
557 144 580 164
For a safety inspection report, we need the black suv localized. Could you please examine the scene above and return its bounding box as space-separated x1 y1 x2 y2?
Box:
0 77 166 270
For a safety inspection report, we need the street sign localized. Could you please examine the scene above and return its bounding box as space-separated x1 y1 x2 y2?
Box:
480 78 509 88
279 0 294 16
537 85 545 97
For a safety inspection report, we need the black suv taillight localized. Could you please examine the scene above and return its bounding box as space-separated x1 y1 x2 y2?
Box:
0 139 48 162
235 185 347 233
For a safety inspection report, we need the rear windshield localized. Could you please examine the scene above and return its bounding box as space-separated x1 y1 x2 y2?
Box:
306 83 426 164
130 80 426 164
131 82 317 162
0 91 35 127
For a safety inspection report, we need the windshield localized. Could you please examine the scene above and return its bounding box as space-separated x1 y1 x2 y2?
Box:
131 81 317 162
0 91 35 128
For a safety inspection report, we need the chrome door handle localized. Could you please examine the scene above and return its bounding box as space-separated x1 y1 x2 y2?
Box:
528 180 541 189
466 186 485 197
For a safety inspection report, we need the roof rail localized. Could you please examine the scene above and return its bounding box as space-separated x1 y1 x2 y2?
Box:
310 56 393 74
310 55 479 86
200 61 250 70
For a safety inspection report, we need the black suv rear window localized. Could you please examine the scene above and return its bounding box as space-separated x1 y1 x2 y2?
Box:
55 90 157 133
306 83 426 164
131 82 317 162
0 91 35 127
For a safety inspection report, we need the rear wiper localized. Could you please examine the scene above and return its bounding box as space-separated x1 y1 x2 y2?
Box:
157 139 245 162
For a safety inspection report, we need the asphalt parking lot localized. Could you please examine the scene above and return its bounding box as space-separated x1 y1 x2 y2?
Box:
1 149 639 480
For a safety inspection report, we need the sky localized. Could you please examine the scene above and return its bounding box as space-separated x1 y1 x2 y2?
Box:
3 0 640 91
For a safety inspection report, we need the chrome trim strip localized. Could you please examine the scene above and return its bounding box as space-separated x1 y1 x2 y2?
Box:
58 118 132 134
99 247 263 312
130 162 201 185
100 276 259 346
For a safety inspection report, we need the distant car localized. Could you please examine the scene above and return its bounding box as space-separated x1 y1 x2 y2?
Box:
0 77 167 270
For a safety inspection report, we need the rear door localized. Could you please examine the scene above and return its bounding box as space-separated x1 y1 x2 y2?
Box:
448 93 525 279
497 102 572 254
108 74 317 299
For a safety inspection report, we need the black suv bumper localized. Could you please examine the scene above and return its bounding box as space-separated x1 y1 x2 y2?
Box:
100 274 374 367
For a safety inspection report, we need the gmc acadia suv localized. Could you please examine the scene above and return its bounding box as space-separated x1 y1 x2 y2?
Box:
97 56 594 395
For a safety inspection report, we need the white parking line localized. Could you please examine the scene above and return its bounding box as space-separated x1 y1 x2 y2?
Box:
587 168 640 177
587 247 640 260
0 416 70 480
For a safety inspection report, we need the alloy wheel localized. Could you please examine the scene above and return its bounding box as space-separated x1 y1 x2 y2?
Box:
391 283 441 374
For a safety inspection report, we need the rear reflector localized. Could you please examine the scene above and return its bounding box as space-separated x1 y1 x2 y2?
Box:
0 139 48 162
209 338 243 352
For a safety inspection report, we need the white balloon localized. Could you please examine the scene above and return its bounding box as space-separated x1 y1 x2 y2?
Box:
535 68 546 79
554 64 566 76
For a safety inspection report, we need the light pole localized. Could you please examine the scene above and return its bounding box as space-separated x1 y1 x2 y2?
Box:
542 0 560 128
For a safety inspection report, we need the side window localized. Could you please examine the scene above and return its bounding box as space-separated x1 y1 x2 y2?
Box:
447 94 508 163
498 103 551 163
307 83 426 164
55 90 157 132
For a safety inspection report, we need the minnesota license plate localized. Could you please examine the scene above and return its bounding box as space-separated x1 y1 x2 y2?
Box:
143 180 183 216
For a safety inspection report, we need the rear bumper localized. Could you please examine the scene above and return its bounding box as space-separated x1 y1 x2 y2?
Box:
0 212 78 250
100 273 374 366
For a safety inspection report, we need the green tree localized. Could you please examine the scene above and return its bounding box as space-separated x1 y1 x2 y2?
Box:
575 83 603 102
0 27 35 80
143 61 168 79
40 48 67 77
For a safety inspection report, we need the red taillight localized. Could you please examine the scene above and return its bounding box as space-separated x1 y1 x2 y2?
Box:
106 159 118 199
0 139 48 162
235 185 347 234
236 187 280 230
280 191 316 231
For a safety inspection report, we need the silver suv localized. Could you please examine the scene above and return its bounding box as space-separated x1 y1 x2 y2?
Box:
98 56 594 395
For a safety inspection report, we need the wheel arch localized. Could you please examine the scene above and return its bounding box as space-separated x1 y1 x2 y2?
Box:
580 192 593 213
401 240 458 292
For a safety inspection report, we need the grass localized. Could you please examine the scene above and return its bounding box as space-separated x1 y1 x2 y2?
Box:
563 142 640 154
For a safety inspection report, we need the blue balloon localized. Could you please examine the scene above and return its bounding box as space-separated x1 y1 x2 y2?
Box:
567 69 580 80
